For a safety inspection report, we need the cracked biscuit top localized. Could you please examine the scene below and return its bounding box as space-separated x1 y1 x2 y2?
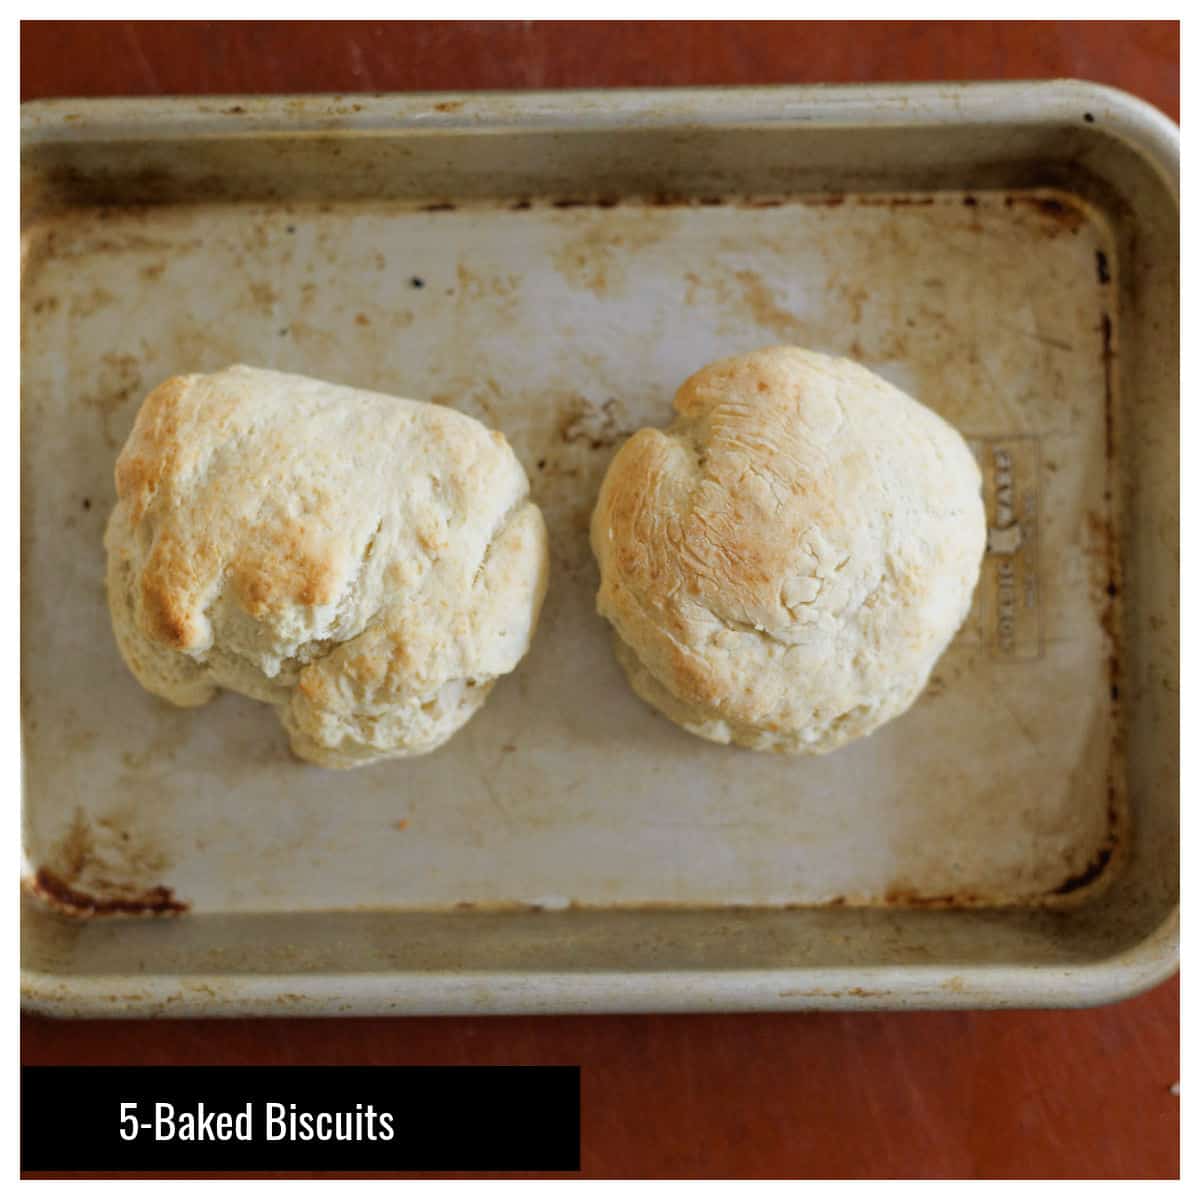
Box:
590 347 986 754
105 365 549 768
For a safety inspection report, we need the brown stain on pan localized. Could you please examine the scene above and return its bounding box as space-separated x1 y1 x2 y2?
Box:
492 191 946 216
29 805 187 920
681 267 810 342
247 281 280 309
69 285 116 318
856 194 935 207
1051 841 1115 897
1094 298 1127 897
31 868 188 918
557 396 634 451
883 885 982 909
535 193 818 211
80 352 144 449
1101 312 1117 466
550 211 675 298
51 805 93 880
1010 193 1089 235
732 269 807 341
454 263 520 317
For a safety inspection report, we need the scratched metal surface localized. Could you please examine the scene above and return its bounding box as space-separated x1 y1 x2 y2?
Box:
19 86 1179 1014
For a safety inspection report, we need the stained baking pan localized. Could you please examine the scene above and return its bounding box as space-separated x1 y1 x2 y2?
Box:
20 83 1178 1015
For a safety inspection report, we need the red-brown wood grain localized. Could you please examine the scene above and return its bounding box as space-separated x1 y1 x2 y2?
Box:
19 20 1180 121
20 20 1180 1181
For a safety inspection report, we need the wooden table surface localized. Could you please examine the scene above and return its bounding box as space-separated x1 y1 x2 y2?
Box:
21 21 1180 1180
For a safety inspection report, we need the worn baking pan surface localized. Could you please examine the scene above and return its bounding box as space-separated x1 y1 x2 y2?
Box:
20 86 1178 1014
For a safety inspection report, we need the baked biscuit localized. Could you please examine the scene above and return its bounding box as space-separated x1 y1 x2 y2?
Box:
590 347 985 754
105 365 549 768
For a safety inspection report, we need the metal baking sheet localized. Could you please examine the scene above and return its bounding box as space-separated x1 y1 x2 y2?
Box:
20 84 1179 1015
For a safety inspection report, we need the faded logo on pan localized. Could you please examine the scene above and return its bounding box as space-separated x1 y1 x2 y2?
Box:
975 436 1041 661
